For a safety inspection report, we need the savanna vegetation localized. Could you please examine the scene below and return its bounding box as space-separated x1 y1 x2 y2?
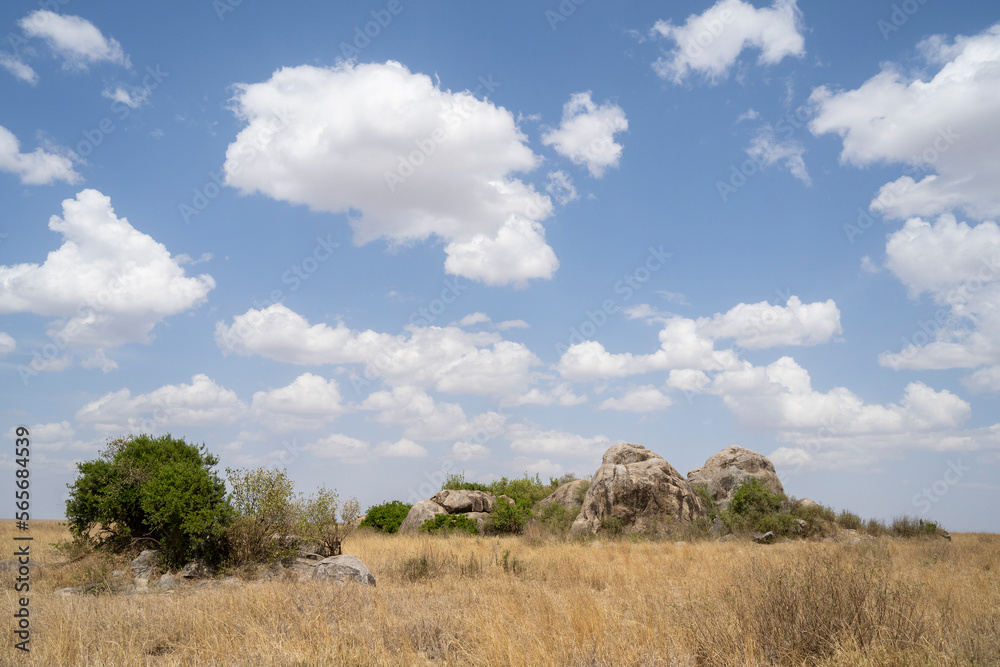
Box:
5 436 989 665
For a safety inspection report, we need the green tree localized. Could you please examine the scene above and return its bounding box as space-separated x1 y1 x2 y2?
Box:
65 434 231 568
223 466 297 566
294 484 360 556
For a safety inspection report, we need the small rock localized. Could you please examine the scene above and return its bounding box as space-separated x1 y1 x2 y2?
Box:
314 554 376 587
219 576 241 587
155 573 181 589
752 531 775 545
131 550 159 581
180 559 212 580
674 541 687 547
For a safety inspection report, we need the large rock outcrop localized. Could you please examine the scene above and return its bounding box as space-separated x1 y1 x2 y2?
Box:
398 489 498 533
571 443 707 535
686 445 784 509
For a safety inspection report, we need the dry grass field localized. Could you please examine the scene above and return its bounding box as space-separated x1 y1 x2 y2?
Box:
0 520 997 666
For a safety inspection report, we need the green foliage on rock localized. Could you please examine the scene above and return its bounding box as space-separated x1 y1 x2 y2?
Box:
359 500 412 534
64 434 232 569
420 513 479 535
691 482 719 522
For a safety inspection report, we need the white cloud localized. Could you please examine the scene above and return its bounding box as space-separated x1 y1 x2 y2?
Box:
511 382 587 407
216 304 540 398
696 296 841 349
0 125 79 185
541 92 628 178
4 421 88 452
450 441 491 461
0 190 215 359
877 215 1000 388
361 385 469 441
546 170 579 205
19 11 129 70
303 433 369 463
0 53 38 84
860 256 880 274
376 438 428 458
75 374 248 433
443 216 559 287
652 0 805 84
746 125 810 185
101 84 149 109
507 424 612 460
224 61 557 285
710 356 970 437
810 24 1000 220
557 296 839 381
0 332 14 357
497 319 529 330
251 373 345 430
457 312 491 327
598 385 673 412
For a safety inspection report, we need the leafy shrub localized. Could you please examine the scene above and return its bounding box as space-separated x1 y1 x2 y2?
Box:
420 514 479 535
487 499 531 535
728 477 785 517
536 501 578 534
836 509 863 531
790 498 836 523
64 434 232 569
359 500 412 534
294 485 360 556
223 466 297 567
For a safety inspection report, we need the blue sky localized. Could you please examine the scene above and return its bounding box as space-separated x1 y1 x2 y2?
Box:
2 0 999 531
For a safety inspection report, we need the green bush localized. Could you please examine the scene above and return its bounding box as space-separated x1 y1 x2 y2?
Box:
359 501 412 534
420 514 479 535
487 500 531 535
836 509 863 531
728 477 785 517
64 434 232 569
790 499 836 523
599 516 625 536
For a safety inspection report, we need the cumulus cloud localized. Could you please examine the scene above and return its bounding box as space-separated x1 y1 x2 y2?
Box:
361 385 477 442
810 24 1000 220
75 374 248 433
251 373 345 430
0 190 215 362
697 296 841 349
541 92 628 178
223 60 558 285
19 11 129 70
216 303 539 398
450 441 491 461
376 438 429 458
557 296 839 380
303 433 369 463
598 385 673 412
0 53 38 84
877 215 1000 389
746 125 810 184
652 0 805 84
0 125 79 185
507 424 612 460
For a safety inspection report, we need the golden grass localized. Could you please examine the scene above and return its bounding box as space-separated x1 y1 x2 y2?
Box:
0 520 997 666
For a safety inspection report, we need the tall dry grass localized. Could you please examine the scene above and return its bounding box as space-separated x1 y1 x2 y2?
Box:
0 520 997 666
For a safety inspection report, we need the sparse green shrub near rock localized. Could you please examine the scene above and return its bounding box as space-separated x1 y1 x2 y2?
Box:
224 466 297 567
294 484 360 556
790 498 836 523
359 500 412 534
836 509 863 530
692 483 719 522
420 513 479 535
599 516 625 536
721 477 788 535
536 501 578 534
64 434 232 569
